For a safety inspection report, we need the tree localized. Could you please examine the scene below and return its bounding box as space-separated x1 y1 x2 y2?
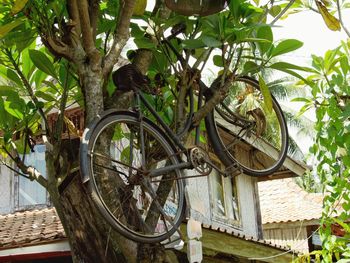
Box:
0 0 305 262
293 42 350 263
282 1 350 261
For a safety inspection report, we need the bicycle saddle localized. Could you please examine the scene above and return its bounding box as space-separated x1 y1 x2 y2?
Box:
112 64 157 95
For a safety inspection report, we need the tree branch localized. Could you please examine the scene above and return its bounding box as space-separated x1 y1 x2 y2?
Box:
55 63 71 151
0 159 30 180
192 75 235 126
336 0 350 37
270 0 296 25
44 36 74 61
67 0 81 35
89 0 100 40
77 0 97 56
2 146 48 189
67 0 82 38
103 0 136 77
6 49 51 138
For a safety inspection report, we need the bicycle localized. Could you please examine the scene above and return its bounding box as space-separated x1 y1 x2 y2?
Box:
79 24 288 244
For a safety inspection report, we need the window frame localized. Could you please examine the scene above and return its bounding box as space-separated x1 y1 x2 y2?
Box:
208 158 241 228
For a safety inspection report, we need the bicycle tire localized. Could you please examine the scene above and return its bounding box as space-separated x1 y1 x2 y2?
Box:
205 76 288 177
82 111 185 243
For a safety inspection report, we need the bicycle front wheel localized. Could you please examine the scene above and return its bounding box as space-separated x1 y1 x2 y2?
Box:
205 76 288 177
84 112 185 243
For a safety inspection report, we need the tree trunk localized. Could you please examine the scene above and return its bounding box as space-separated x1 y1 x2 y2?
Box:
44 94 181 262
44 136 147 262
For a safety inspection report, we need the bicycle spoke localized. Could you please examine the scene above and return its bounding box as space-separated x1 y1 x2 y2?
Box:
91 151 143 173
206 76 288 176
221 126 252 153
84 113 184 243
141 178 178 231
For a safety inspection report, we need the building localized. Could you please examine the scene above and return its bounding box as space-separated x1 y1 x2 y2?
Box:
258 178 323 254
0 107 308 262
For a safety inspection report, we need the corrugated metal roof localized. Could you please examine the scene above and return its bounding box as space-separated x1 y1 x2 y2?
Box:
202 223 293 252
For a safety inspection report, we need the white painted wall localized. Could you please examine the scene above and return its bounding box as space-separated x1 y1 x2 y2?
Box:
236 174 260 237
185 168 260 238
0 159 15 214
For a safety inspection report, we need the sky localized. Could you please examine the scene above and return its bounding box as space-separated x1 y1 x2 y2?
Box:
272 8 350 155
273 8 350 57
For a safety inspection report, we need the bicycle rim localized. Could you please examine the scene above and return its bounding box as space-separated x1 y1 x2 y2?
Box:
206 77 288 177
86 113 184 243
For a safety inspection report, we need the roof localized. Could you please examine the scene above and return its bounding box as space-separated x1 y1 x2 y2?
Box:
196 224 297 262
202 223 291 252
258 178 323 224
0 208 66 250
1 207 295 261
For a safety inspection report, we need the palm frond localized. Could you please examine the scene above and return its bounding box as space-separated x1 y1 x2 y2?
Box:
288 135 305 161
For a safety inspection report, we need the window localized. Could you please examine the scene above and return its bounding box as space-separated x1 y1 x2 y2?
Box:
209 164 240 226
16 144 49 209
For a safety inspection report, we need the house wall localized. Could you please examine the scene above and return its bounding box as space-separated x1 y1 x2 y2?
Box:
237 174 260 237
263 223 311 254
185 168 260 238
0 159 15 214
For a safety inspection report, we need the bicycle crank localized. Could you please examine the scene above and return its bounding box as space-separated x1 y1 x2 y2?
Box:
189 147 213 175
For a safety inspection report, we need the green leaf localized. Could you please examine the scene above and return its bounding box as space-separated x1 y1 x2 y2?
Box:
269 5 281 17
256 25 273 55
243 61 259 74
269 62 316 73
106 79 116 97
0 86 17 97
151 51 168 72
98 19 117 35
33 70 46 87
28 49 57 78
35 91 56 102
0 97 7 127
4 101 24 120
315 0 341 31
269 63 313 86
201 36 222 48
271 39 303 57
240 37 271 44
258 75 272 113
14 29 36 52
134 37 156 49
324 48 341 74
6 69 22 87
181 39 205 49
337 260 350 263
213 55 223 67
340 55 349 75
121 146 131 163
11 0 29 14
0 19 24 38
291 97 312 103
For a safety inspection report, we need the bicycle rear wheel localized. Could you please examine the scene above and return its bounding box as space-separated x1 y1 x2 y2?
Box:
205 76 288 177
82 112 185 243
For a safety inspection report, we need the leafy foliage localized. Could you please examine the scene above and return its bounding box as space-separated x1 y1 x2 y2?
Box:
0 0 317 261
295 41 350 262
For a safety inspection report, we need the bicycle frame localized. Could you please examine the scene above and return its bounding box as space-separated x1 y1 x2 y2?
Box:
128 32 225 179
133 85 206 178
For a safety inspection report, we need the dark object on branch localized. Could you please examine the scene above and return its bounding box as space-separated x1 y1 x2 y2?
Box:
165 0 229 16
112 64 158 95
